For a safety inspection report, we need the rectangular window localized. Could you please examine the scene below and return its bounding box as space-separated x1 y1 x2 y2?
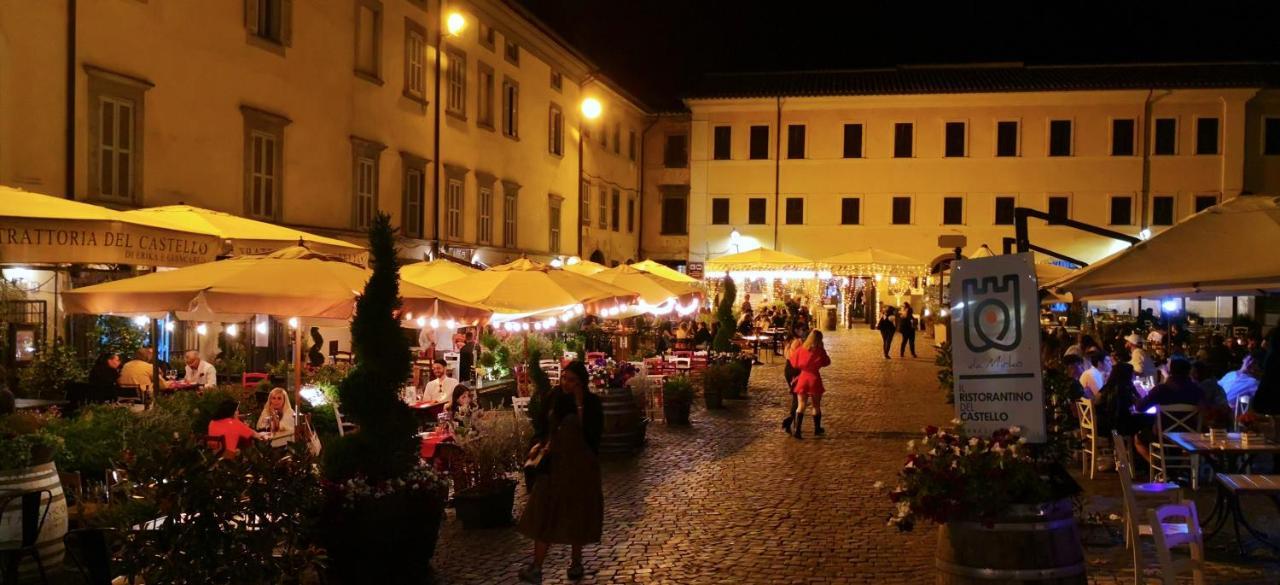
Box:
97 96 137 201
1265 118 1280 155
786 125 805 159
446 49 466 117
785 197 803 225
548 198 562 254
501 78 519 138
893 123 913 158
445 178 463 239
1048 120 1072 156
1109 195 1133 226
996 121 1019 157
354 1 382 81
944 122 966 157
660 189 688 235
478 22 495 51
1110 118 1136 156
628 130 636 161
748 198 766 224
503 188 518 247
749 125 769 159
1152 195 1174 226
504 40 520 65
550 70 562 91
1154 118 1177 155
477 186 493 244
599 120 607 147
1194 194 1218 213
580 180 590 226
994 196 1016 225
627 198 635 233
711 198 730 225
354 156 377 230
245 0 290 46
239 105 286 220
943 197 964 225
891 197 911 225
843 124 863 158
840 197 860 225
1196 117 1219 155
476 64 495 129
713 126 732 160
598 185 607 229
612 123 621 155
1047 196 1070 224
401 162 425 238
664 134 688 168
404 21 427 100
611 189 621 231
548 104 564 156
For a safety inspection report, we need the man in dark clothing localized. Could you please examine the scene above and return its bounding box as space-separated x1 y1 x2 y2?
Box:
1203 334 1233 380
458 331 477 383
1137 358 1203 411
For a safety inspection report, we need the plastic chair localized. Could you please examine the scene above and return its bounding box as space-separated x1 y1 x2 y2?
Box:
0 489 54 585
1147 502 1205 585
241 372 269 389
1149 404 1203 488
1077 399 1100 479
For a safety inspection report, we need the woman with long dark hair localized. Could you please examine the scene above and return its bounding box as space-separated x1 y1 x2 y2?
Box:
517 361 604 583
876 306 897 359
898 304 918 358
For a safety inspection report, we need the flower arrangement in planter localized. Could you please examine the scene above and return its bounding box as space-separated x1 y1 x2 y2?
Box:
0 410 64 470
587 356 637 391
450 415 530 529
662 375 694 425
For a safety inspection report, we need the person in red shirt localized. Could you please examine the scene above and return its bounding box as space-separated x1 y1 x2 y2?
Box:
207 399 261 457
789 330 832 439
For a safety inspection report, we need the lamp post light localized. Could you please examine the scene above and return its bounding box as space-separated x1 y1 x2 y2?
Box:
432 7 466 255
577 96 603 256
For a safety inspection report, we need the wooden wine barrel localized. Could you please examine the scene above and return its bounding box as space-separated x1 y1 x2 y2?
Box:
935 499 1085 584
598 387 645 455
0 461 68 583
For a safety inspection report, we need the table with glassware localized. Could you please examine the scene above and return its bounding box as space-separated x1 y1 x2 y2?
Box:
1168 431 1280 553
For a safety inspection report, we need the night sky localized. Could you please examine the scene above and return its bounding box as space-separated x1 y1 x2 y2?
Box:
516 0 1280 110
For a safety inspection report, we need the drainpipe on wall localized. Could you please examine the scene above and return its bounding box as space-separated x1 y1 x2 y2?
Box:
64 0 77 199
773 96 781 251
430 0 444 256
1139 89 1153 230
636 116 657 260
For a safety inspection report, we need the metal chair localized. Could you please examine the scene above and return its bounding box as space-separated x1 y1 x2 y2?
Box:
1149 404 1202 488
0 489 54 585
1147 502 1205 585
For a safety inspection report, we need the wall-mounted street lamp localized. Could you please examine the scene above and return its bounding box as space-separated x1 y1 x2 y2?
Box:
432 7 467 254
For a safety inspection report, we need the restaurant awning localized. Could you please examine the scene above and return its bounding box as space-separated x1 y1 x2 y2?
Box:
821 248 927 277
0 187 222 266
425 258 638 317
630 259 699 283
704 248 816 275
400 258 481 289
1046 194 1280 299
120 205 366 263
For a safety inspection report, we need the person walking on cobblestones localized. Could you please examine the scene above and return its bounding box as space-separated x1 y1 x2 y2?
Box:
897 303 918 358
516 361 604 583
876 306 898 359
781 335 802 433
790 330 831 438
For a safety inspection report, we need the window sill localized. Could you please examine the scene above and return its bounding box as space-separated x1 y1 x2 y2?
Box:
354 70 384 86
659 232 689 237
477 121 495 132
446 109 467 122
402 91 429 108
503 133 520 142
246 33 286 57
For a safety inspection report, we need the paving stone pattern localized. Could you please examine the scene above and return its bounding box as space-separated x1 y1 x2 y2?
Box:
432 327 1280 584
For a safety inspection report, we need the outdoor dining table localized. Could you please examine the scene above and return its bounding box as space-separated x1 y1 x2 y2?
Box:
1214 474 1280 556
1167 431 1280 550
14 398 69 410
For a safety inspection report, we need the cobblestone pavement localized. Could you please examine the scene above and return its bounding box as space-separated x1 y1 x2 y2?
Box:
432 327 1280 584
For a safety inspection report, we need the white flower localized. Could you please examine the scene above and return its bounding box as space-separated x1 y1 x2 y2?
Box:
1018 437 1028 444
968 437 980 447
1108 514 1122 521
952 447 961 456
951 418 962 426
1009 426 1022 435
873 481 884 489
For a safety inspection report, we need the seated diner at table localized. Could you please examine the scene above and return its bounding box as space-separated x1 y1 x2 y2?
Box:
87 351 122 401
422 359 459 404
1124 333 1156 378
1221 349 1265 410
208 399 265 457
255 387 297 447
1135 357 1203 413
1095 363 1143 447
119 348 169 395
183 350 218 389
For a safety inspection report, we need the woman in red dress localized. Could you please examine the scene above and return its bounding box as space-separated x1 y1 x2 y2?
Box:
789 330 831 438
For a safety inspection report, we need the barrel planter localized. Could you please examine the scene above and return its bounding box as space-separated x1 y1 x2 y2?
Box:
453 478 517 530
598 387 646 455
935 499 1086 584
0 460 68 584
324 488 445 585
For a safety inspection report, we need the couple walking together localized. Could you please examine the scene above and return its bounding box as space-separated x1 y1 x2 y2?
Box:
782 330 831 439
876 303 918 359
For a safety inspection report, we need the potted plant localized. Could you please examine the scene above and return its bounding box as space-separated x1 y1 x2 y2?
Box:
662 375 694 425
0 410 68 574
321 213 449 585
701 362 729 409
18 341 86 399
452 415 529 529
708 351 751 400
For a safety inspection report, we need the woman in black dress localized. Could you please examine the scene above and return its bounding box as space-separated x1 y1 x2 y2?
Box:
876 306 898 359
898 304 918 358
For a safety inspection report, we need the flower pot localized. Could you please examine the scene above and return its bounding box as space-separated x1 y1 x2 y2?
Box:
453 478 517 530
663 399 691 425
324 488 445 585
703 383 723 409
599 387 646 454
0 460 67 584
935 498 1085 584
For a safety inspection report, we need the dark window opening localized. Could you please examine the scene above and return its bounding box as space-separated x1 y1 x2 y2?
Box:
749 125 769 160
891 197 911 225
1154 118 1177 155
1048 120 1072 156
785 197 803 224
843 124 863 158
1109 196 1133 226
1047 196 1069 224
1111 119 1135 156
1152 196 1174 226
1196 118 1219 155
943 197 963 225
713 126 731 160
711 198 730 225
996 121 1018 157
748 198 766 224
840 197 860 225
994 196 1016 225
893 123 913 158
944 122 966 157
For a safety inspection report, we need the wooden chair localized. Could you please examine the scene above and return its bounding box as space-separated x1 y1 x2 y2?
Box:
241 372 269 389
1114 430 1183 581
0 488 55 585
1150 404 1203 488
1077 399 1100 479
333 402 358 437
512 396 531 417
115 384 144 407
1147 502 1205 585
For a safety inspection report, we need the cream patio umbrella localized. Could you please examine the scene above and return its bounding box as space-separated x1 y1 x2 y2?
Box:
562 259 609 276
591 265 704 315
423 258 638 321
121 204 367 264
630 259 699 284
821 248 927 278
399 258 481 288
1046 195 1280 299
0 186 221 266
704 247 816 276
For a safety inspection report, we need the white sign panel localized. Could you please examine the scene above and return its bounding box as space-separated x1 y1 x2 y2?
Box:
949 253 1046 442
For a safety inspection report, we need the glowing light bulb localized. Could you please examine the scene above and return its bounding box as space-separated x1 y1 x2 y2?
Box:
430 318 440 328
446 319 456 329
165 321 175 332
445 12 466 36
580 97 602 120
255 321 268 335
288 317 299 329
196 323 208 336
133 315 149 328
416 316 427 327
226 323 238 337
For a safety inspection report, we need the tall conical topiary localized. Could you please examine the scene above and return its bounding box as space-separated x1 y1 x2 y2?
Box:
711 274 737 352
323 212 418 483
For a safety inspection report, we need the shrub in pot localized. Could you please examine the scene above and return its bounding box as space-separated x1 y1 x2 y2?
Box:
701 364 731 409
452 415 530 529
662 375 694 425
0 410 67 577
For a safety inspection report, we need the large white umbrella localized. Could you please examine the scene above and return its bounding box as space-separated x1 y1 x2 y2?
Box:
822 248 927 277
121 205 366 263
1047 194 1280 299
424 258 638 318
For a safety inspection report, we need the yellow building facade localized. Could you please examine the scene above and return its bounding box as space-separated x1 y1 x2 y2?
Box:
578 79 646 267
681 66 1280 271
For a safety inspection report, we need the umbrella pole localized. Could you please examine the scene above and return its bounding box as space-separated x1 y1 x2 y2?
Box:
293 321 303 413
